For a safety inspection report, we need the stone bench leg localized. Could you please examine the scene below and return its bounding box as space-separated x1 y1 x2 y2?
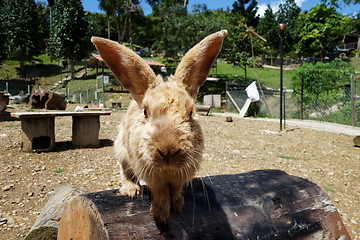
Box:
72 116 100 147
21 117 55 152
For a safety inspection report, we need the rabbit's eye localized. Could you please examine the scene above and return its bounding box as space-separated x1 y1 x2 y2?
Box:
144 108 148 118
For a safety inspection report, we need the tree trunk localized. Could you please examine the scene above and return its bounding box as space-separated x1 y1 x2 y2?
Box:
70 58 75 80
129 11 133 51
57 170 350 240
112 3 121 43
120 13 128 44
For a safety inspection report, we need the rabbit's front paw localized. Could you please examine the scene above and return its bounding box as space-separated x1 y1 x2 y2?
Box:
120 181 142 197
171 195 184 214
151 203 170 223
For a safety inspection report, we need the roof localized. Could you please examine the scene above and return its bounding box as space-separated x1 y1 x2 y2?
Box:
91 54 165 67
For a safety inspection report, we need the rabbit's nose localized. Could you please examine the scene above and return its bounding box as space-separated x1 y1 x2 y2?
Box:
157 145 181 158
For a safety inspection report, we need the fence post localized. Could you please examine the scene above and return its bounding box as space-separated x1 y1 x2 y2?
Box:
351 74 355 127
300 77 304 120
225 82 228 112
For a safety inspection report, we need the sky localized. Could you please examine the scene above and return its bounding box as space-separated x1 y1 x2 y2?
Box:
83 0 360 17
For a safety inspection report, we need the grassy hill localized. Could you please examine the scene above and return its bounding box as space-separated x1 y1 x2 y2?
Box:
1 54 359 95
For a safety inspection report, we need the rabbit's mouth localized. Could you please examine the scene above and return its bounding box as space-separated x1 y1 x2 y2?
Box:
155 149 184 168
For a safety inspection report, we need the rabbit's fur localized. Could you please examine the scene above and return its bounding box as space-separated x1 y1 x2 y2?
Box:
91 30 227 223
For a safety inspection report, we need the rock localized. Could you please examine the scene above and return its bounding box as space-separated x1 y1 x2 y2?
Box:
3 184 14 191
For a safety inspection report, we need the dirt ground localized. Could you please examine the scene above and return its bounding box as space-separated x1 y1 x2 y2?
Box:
0 104 359 239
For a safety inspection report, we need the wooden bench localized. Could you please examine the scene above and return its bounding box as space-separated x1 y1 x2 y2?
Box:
0 91 9 114
195 104 212 116
10 111 111 152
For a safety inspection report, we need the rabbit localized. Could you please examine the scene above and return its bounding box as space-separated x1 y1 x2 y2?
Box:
91 30 227 223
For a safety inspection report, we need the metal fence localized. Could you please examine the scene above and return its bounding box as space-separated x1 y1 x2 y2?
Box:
0 80 33 96
225 79 360 127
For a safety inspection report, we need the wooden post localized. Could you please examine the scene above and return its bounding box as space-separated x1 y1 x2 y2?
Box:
21 117 55 152
350 74 355 127
300 77 304 120
72 116 100 147
56 170 350 240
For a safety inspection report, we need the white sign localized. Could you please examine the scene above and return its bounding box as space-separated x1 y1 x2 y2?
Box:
103 75 109 84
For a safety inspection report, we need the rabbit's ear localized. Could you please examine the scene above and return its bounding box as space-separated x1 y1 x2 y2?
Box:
172 30 227 99
91 37 160 105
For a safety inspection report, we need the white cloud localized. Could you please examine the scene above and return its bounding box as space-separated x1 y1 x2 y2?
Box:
257 0 306 17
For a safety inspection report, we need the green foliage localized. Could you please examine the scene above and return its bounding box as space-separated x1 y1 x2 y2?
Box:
232 0 259 27
2 0 43 71
295 4 345 58
291 58 354 113
276 0 301 54
0 0 7 62
48 0 88 78
257 6 278 55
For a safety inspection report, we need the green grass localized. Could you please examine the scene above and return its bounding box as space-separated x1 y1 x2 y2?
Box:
350 57 360 72
277 154 295 159
54 168 65 173
214 60 295 89
1 53 355 94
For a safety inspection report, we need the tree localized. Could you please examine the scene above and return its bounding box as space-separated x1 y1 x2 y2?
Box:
291 58 354 117
232 0 259 28
276 0 301 54
2 0 43 72
48 0 88 79
257 5 278 64
99 0 143 47
0 0 7 63
325 0 359 6
151 0 189 68
295 4 345 59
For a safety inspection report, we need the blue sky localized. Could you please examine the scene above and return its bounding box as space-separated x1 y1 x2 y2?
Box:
83 0 360 16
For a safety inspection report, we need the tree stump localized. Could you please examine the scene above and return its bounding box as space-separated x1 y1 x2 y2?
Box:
56 170 350 240
29 88 48 109
29 88 66 110
25 185 83 240
45 91 66 110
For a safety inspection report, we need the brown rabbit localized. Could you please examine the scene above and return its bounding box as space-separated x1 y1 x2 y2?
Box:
91 30 227 223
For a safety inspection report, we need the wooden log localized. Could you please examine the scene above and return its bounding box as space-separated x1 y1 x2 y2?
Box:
45 91 67 110
25 185 83 240
58 170 350 240
29 88 48 109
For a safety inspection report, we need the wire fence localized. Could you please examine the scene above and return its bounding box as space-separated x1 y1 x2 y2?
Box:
225 79 360 127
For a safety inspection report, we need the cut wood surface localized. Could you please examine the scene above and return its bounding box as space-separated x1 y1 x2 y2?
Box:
57 170 350 240
25 185 83 240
